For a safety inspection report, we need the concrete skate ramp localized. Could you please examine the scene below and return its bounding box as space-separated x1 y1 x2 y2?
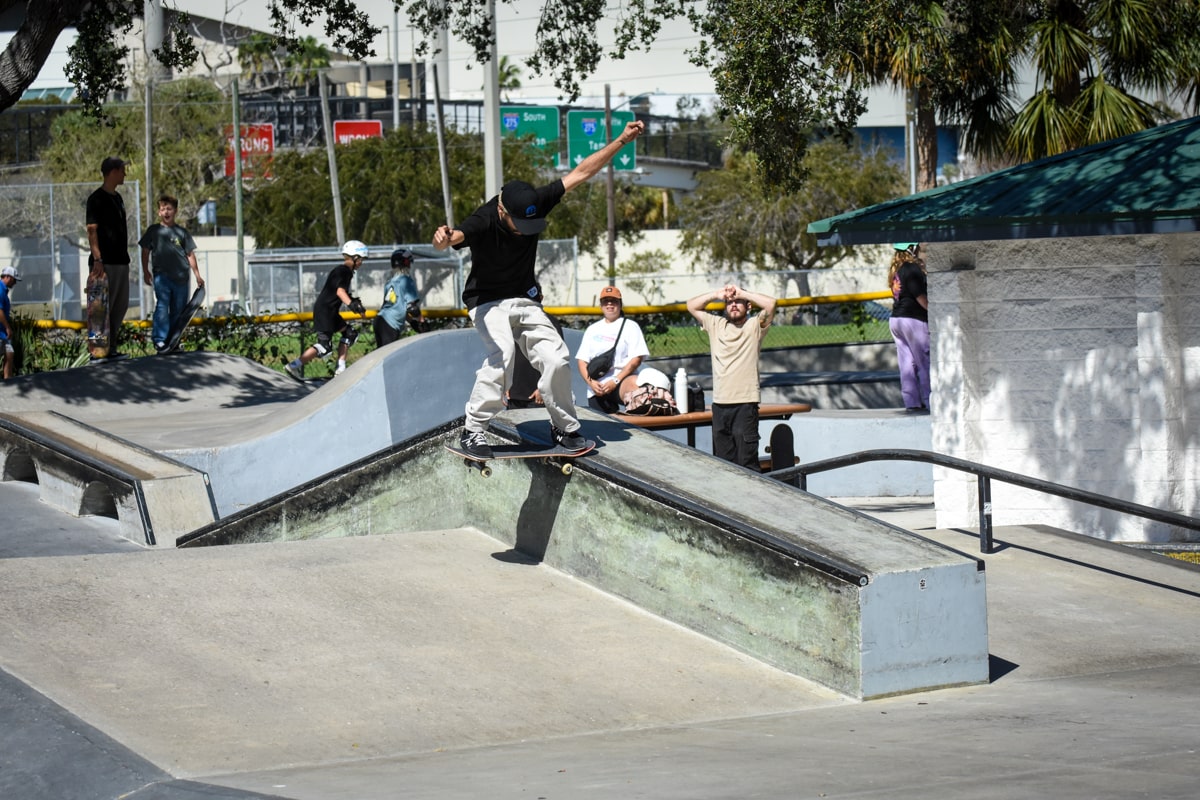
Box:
0 330 584 518
180 410 990 700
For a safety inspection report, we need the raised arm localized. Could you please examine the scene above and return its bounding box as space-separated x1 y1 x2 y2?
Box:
562 120 646 193
686 287 723 323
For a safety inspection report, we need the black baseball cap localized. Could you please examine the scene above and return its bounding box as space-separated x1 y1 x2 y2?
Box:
499 181 548 235
101 157 127 175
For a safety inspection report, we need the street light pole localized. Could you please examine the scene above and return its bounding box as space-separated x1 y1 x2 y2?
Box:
392 8 400 129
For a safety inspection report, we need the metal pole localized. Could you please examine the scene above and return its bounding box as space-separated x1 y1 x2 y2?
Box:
232 79 246 309
48 184 60 320
319 71 346 245
906 88 918 194
143 0 164 229
411 29 419 126
481 0 502 200
978 475 993 553
432 64 454 227
604 84 616 283
392 11 401 129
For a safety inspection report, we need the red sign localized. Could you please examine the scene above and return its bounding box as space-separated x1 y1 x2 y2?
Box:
334 120 384 145
224 123 275 178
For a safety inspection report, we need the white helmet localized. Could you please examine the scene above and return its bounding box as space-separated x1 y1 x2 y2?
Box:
637 367 671 391
342 240 369 259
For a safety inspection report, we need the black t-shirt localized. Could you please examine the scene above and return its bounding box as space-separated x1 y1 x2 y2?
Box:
85 187 130 265
456 180 565 309
892 261 928 323
313 263 355 332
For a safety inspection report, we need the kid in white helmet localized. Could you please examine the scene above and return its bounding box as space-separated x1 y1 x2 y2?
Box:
285 241 369 379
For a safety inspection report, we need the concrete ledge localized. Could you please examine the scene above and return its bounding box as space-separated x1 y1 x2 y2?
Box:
179 412 988 700
0 411 217 546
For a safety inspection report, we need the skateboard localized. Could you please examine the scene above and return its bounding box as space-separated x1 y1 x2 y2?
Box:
160 286 206 354
444 438 596 478
767 423 796 473
85 272 109 359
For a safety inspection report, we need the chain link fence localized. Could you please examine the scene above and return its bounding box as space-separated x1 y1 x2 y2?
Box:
2 182 894 364
0 181 147 321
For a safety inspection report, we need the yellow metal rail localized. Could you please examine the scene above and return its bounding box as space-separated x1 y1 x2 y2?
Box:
30 291 893 331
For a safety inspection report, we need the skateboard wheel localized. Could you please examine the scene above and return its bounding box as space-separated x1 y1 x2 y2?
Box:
480 465 493 478
561 463 573 476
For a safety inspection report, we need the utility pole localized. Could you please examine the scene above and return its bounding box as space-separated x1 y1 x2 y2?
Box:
481 0 502 199
392 8 400 129
232 79 246 308
319 71 346 245
143 0 166 228
604 85 616 282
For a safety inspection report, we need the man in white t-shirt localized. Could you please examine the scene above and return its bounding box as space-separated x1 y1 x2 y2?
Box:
687 284 777 468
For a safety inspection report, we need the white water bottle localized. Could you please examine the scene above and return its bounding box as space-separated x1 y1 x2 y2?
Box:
674 367 689 414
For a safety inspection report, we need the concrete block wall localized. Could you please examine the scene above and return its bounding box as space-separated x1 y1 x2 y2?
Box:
927 234 1200 542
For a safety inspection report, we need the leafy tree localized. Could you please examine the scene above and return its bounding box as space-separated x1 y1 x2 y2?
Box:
677 139 905 295
245 124 663 253
406 0 913 191
1007 0 1199 161
237 34 331 95
0 0 376 119
498 55 522 102
38 77 228 221
837 0 1028 190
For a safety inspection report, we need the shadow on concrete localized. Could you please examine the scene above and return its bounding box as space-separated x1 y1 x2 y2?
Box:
0 351 310 415
989 655 1020 682
511 465 571 562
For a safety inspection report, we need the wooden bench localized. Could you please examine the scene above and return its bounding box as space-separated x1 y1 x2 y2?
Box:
614 402 811 448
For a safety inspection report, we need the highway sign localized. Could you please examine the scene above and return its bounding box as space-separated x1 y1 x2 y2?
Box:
500 105 561 167
566 109 635 170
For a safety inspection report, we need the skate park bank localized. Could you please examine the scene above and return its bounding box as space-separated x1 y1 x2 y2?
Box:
0 331 977 699
179 409 988 700
4 334 1200 799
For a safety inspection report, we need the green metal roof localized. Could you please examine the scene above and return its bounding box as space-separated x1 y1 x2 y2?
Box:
809 115 1200 246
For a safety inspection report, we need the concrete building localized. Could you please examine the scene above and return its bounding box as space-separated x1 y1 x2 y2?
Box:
810 115 1200 543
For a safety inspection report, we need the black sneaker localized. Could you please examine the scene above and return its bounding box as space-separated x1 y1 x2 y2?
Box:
550 425 587 452
460 430 493 459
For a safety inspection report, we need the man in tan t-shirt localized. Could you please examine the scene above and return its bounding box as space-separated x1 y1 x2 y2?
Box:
687 284 777 469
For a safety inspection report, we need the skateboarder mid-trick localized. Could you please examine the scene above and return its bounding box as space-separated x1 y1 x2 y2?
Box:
432 119 646 460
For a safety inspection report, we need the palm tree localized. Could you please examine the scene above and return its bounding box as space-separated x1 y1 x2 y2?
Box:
495 55 522 102
237 33 282 92
284 36 332 95
1006 0 1196 161
839 0 1026 191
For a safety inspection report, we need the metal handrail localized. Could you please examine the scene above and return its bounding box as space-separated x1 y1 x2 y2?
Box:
765 448 1200 554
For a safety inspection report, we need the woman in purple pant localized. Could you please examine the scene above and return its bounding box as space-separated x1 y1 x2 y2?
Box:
887 244 930 412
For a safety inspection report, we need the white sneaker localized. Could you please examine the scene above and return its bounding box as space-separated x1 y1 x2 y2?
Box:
284 360 303 380
335 363 346 375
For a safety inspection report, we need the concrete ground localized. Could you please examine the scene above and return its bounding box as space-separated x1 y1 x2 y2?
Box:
2 354 1199 799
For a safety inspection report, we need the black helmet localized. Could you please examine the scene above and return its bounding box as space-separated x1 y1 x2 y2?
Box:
391 248 414 269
